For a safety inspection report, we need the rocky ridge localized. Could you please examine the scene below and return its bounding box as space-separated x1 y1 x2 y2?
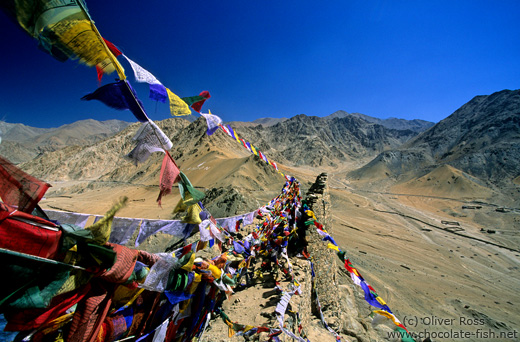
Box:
326 110 435 133
232 114 418 167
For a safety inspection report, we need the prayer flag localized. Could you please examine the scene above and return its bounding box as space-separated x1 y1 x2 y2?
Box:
0 155 50 213
182 204 202 224
394 326 416 342
360 281 391 312
126 120 173 165
182 91 211 113
87 197 128 245
97 38 122 82
81 80 149 122
373 310 401 326
258 151 268 163
250 144 258 156
322 235 338 246
123 55 162 85
103 38 122 56
200 112 223 136
0 0 125 78
178 172 205 205
166 88 191 116
150 83 168 103
157 152 181 206
327 242 340 252
122 55 171 103
164 291 194 305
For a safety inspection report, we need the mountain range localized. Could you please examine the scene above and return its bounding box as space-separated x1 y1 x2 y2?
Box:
0 119 131 164
4 90 519 205
2 89 520 341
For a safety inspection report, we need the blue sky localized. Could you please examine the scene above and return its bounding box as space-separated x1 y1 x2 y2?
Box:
1 0 519 128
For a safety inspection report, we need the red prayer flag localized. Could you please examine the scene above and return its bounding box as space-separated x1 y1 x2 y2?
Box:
157 151 181 206
192 90 210 112
0 156 50 213
96 38 122 82
102 38 123 57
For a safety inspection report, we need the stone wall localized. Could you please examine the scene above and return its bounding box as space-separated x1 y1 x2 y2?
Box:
300 173 394 342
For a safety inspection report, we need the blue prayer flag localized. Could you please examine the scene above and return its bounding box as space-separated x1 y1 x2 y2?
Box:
81 80 149 122
149 83 168 103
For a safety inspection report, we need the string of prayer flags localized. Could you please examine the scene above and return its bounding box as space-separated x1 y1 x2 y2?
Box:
182 91 211 113
81 80 149 122
225 125 241 142
220 124 232 136
126 120 173 165
215 122 285 177
303 203 415 341
1 0 125 79
200 111 223 136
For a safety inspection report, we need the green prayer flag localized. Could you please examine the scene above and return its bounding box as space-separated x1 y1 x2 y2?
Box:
395 327 416 342
178 172 205 205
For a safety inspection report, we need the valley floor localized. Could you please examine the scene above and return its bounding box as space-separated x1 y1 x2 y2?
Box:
328 182 520 341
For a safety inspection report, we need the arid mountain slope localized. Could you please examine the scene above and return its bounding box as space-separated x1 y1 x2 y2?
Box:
21 117 284 219
348 89 520 203
405 89 520 186
0 119 131 164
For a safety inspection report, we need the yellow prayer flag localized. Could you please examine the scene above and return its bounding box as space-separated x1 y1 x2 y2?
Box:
188 273 202 294
48 19 122 77
207 264 222 279
227 325 236 338
166 88 191 116
374 310 400 326
181 204 202 224
327 242 340 252
376 296 387 306
86 197 128 245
